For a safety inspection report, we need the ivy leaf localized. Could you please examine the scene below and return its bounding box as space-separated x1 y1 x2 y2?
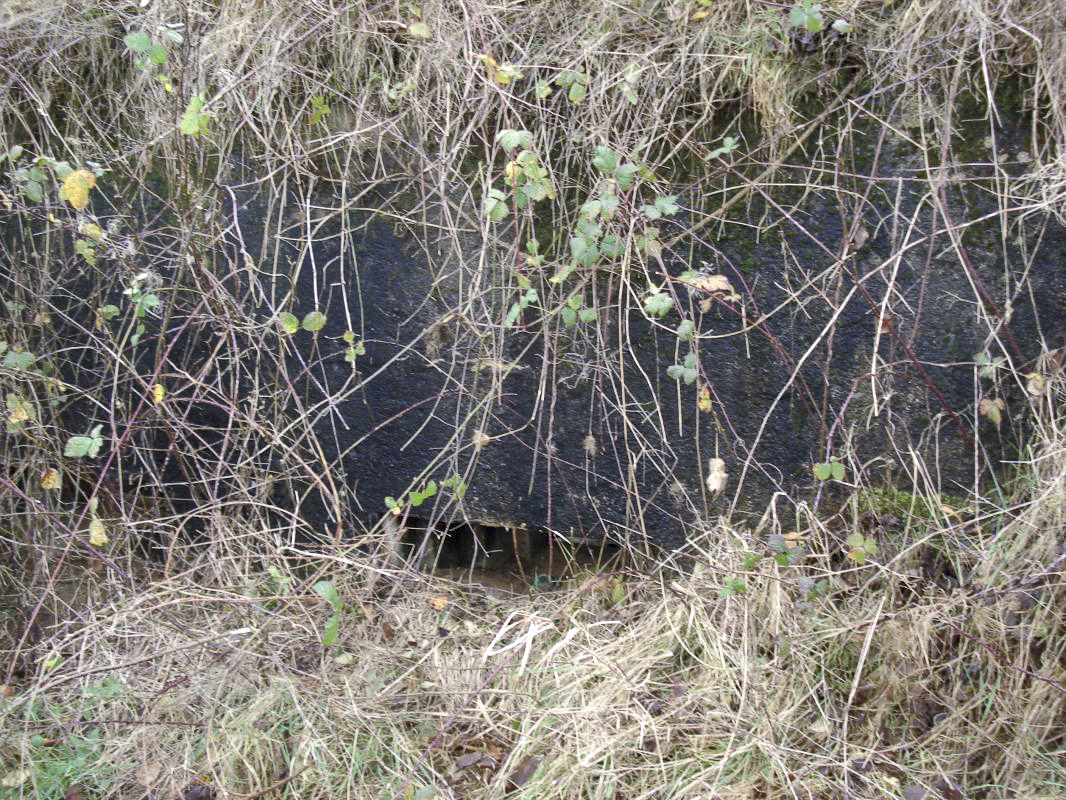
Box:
302 310 327 333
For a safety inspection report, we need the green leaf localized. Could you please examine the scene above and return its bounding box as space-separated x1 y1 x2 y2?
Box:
592 147 620 175
64 425 104 459
146 44 168 65
322 612 340 646
567 81 587 104
179 95 210 136
707 136 739 160
598 234 622 260
534 80 552 99
615 164 639 190
666 365 686 381
643 292 673 318
676 319 695 341
313 580 343 611
483 188 508 222
302 310 327 333
829 461 845 481
831 18 852 33
3 349 36 370
578 307 597 324
24 180 43 204
570 235 598 268
407 21 431 38
561 307 577 327
641 204 662 221
123 31 152 53
812 462 832 481
655 195 680 216
846 533 865 548
496 129 533 154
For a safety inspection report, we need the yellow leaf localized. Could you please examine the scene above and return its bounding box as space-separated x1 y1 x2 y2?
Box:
152 383 165 405
40 468 61 490
690 10 709 20
59 169 96 211
80 222 105 242
1 768 30 788
608 577 625 605
88 517 108 547
1026 372 1046 396
697 383 712 412
429 594 448 610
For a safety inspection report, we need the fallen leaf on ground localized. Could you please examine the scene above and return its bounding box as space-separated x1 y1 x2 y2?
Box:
507 755 541 790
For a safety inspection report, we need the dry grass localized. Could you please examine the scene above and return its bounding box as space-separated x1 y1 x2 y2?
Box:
2 1 1066 798
1 405 1064 799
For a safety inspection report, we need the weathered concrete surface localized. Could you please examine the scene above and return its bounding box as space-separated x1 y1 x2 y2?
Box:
9 103 1065 550
211 108 1065 549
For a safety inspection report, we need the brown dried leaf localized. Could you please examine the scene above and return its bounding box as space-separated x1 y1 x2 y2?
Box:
978 396 1005 429
1026 371 1046 395
454 751 496 771
507 755 542 790
705 457 728 495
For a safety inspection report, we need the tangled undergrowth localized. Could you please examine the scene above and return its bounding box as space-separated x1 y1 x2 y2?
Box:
2 0 1066 797
1 389 1064 799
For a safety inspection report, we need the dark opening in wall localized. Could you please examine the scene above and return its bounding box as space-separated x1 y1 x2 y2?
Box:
395 518 623 591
